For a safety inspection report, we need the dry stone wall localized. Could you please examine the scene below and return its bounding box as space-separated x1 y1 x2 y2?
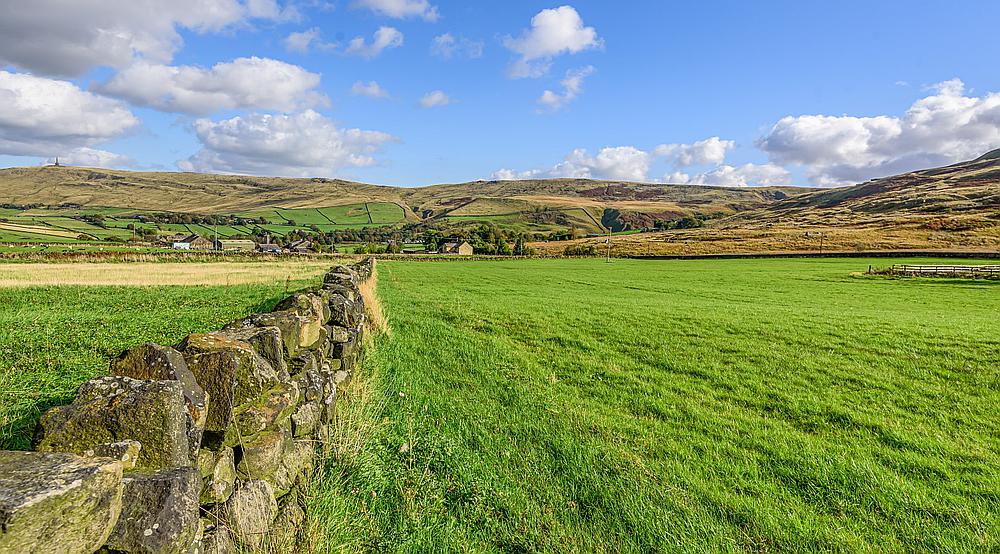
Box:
0 259 376 554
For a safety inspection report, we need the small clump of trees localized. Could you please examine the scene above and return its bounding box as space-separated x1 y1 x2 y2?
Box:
563 244 599 256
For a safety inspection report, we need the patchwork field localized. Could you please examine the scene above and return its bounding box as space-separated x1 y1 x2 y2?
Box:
0 201 412 245
310 258 999 552
0 262 331 450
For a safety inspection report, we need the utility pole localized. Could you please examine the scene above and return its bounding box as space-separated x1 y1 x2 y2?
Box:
606 226 612 263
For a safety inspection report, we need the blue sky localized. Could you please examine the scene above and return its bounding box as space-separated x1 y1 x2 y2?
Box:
1 0 999 187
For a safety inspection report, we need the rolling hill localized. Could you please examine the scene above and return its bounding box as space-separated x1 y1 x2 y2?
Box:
0 165 815 237
532 150 1000 255
722 148 1000 230
1 150 999 253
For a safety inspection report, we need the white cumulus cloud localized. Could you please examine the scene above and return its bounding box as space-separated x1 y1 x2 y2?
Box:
420 90 453 108
758 78 1000 186
283 28 337 53
352 0 439 21
430 33 484 59
351 80 390 99
503 5 602 78
683 163 792 187
177 110 397 177
345 26 404 59
0 71 137 163
96 57 327 115
538 65 594 111
0 0 296 77
491 140 790 186
655 136 735 167
494 146 651 182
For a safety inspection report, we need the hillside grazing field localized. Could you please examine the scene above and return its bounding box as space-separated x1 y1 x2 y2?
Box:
0 262 329 450
309 258 999 552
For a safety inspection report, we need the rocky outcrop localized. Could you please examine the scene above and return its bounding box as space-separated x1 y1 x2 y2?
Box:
1 259 375 554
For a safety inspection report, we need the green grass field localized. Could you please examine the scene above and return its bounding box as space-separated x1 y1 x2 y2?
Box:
0 272 323 450
309 258 1000 552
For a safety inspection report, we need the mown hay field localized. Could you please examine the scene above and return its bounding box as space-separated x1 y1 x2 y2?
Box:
0 261 332 287
310 257 999 552
0 262 330 449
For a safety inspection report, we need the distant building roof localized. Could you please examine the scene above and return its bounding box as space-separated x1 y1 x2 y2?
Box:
439 240 472 254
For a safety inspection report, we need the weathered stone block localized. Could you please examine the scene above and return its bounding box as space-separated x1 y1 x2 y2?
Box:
178 333 281 432
269 496 306 551
333 369 351 386
111 344 208 462
235 429 288 480
35 376 190 471
83 440 142 471
332 334 358 360
268 439 316 497
104 467 200 554
199 522 234 554
276 292 331 324
289 349 320 375
223 480 277 548
325 324 353 344
319 283 357 302
200 446 236 505
223 381 299 446
327 296 362 328
221 326 289 380
322 268 356 288
321 386 338 424
246 305 325 355
0 451 123 554
294 366 324 402
291 401 321 438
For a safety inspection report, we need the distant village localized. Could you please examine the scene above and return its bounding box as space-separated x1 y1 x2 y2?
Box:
159 233 474 256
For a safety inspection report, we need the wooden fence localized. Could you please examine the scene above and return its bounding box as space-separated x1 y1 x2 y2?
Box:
887 264 1000 278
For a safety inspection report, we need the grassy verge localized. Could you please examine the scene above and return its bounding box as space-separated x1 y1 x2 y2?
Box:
306 258 999 552
0 265 325 450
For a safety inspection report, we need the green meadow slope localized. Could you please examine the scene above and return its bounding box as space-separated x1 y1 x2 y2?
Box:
311 258 999 552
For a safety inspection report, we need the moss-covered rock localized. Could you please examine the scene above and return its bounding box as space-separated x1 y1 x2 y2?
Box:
0 450 123 554
35 376 190 471
268 439 316 498
220 326 289 381
110 343 208 462
235 429 288 481
291 401 321 438
294 365 324 403
327 296 363 329
82 440 142 471
268 495 306 551
199 446 236 505
222 381 299 447
177 333 281 432
103 467 200 554
223 480 277 549
199 521 235 554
